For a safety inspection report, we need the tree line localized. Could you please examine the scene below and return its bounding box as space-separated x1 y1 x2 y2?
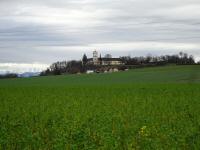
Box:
0 73 18 79
40 60 85 76
40 52 196 76
120 52 195 65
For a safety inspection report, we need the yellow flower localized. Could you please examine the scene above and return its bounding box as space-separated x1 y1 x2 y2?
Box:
139 126 148 136
141 126 147 131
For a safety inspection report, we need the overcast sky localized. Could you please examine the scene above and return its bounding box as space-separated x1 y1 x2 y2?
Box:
0 0 200 73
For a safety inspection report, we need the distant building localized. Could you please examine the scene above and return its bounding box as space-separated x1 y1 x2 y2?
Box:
93 50 99 65
86 70 94 74
87 50 124 66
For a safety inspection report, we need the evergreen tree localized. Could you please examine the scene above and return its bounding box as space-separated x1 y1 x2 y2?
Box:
82 54 88 65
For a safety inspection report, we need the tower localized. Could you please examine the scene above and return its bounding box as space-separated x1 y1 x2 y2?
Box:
93 50 99 65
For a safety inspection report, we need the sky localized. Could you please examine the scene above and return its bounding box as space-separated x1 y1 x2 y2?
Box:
0 0 200 73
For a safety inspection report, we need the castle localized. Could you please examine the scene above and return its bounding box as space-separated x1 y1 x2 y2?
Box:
87 51 124 65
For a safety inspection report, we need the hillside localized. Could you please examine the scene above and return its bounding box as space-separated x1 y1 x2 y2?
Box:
0 65 200 149
0 65 200 87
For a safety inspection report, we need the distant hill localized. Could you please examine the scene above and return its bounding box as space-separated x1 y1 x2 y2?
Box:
1 65 200 84
18 72 40 78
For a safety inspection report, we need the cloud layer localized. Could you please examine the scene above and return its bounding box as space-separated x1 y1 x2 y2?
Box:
0 0 200 72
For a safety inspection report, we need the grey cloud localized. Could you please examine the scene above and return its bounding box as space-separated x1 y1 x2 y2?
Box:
0 0 200 67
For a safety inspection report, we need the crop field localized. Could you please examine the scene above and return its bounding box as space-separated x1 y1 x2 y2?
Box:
0 65 200 149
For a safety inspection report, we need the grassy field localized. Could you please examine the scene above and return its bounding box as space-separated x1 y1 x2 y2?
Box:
0 65 200 149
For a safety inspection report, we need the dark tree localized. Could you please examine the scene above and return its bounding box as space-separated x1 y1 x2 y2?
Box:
82 54 88 65
188 55 195 64
0 73 18 79
99 54 102 65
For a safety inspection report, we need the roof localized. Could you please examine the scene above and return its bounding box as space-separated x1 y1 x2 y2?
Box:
101 58 122 61
87 58 93 61
87 58 122 61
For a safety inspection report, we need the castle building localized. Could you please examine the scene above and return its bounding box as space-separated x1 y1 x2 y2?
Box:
93 50 99 65
87 50 124 66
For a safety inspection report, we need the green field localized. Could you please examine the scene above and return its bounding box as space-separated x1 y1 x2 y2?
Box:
0 65 200 149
